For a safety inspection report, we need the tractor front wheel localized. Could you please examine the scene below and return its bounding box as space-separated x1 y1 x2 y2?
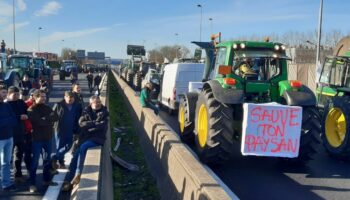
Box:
322 96 350 159
194 87 233 164
178 96 195 143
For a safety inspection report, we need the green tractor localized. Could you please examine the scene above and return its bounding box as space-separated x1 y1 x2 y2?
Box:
121 45 145 87
178 37 321 164
317 50 350 159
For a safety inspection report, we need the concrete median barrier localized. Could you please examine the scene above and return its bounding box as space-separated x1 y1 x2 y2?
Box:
111 70 236 200
73 72 113 200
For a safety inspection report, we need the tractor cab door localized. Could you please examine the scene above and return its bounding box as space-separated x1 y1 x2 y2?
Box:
213 47 228 79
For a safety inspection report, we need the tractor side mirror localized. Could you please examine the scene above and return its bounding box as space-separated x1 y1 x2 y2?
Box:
218 65 232 75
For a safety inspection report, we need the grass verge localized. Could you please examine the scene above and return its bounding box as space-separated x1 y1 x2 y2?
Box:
108 71 160 200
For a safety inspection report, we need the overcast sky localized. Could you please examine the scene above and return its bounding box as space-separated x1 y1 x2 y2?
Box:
0 0 349 58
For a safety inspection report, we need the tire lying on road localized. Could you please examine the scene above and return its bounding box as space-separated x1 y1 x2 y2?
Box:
322 96 350 160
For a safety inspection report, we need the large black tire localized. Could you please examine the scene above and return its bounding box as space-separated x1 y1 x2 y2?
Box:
287 106 321 163
194 87 233 164
178 95 197 143
322 96 350 160
133 72 141 91
59 71 65 80
126 71 133 86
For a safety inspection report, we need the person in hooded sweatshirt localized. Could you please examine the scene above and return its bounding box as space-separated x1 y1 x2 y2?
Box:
0 85 17 192
52 91 82 168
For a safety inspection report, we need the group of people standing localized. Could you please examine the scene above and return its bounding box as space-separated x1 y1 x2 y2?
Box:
86 72 102 95
0 72 108 193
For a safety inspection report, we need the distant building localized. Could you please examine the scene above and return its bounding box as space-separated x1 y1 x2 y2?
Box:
77 49 86 59
34 52 58 60
87 51 105 60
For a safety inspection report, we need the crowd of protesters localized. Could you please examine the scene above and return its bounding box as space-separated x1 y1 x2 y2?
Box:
0 72 108 193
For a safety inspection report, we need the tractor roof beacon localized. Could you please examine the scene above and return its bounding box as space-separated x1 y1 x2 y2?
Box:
178 34 321 165
317 36 350 160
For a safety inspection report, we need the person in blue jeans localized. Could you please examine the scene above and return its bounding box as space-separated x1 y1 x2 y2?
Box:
27 89 59 193
62 95 108 191
52 91 82 169
0 85 17 192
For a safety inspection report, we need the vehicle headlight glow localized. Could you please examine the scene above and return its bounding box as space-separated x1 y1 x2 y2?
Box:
233 44 238 49
274 45 280 51
281 45 286 50
240 43 246 49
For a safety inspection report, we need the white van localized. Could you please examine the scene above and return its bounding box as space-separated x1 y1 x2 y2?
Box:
160 63 204 114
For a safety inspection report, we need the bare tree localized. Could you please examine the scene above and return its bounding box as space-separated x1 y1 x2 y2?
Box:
148 45 191 63
61 48 76 60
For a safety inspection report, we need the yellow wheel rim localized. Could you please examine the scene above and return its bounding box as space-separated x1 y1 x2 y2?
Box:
197 104 208 148
325 108 347 148
179 105 185 133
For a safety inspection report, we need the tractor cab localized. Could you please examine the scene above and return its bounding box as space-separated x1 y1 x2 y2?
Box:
7 55 34 79
212 41 290 103
317 56 350 107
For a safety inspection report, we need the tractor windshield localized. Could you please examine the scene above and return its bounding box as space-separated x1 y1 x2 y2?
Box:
232 50 287 81
320 57 350 87
33 59 45 69
9 57 30 69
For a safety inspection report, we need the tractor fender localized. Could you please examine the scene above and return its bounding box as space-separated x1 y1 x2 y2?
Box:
181 92 199 122
282 86 316 106
204 80 244 104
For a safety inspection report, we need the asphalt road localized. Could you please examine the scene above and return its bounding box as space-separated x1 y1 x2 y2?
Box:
1 72 97 200
158 104 350 200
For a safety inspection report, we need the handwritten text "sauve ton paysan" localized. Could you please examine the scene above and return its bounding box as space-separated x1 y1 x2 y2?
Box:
244 106 301 154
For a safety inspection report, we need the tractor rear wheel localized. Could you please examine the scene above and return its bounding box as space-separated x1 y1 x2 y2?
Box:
126 71 133 86
178 96 195 143
194 87 233 164
133 72 141 91
322 96 350 159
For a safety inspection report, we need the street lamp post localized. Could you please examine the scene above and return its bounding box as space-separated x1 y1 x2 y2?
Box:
38 27 42 52
209 18 213 35
13 0 16 53
316 0 323 74
197 4 202 42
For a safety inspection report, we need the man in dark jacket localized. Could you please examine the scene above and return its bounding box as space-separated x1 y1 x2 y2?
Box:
27 89 59 193
72 83 84 110
6 86 29 183
86 72 94 93
62 95 108 191
52 91 82 168
93 73 102 95
0 85 17 191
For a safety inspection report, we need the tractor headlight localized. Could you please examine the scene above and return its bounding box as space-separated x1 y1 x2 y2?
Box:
274 45 280 51
233 44 238 49
281 45 286 50
240 43 246 49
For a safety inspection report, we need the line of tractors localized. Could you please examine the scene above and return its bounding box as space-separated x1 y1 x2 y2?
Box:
174 34 350 165
0 53 53 89
117 45 157 91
